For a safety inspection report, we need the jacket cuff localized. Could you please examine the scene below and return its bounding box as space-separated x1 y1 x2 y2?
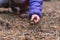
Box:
29 12 42 19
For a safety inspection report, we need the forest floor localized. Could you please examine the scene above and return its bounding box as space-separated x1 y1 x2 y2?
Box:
0 1 60 40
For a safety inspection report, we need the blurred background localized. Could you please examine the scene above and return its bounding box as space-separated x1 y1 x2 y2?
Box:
0 0 60 40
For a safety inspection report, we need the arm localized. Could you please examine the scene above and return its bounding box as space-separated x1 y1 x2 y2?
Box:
29 0 43 18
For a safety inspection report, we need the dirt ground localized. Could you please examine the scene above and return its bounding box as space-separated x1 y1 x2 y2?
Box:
0 1 60 40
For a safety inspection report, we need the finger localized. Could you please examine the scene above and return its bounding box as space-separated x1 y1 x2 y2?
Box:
31 16 34 21
30 16 35 24
34 17 40 23
34 19 38 23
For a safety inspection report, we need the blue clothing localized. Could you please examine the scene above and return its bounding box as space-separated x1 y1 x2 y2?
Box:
29 0 43 18
0 0 42 18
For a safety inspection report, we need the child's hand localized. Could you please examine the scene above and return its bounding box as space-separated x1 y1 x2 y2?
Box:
30 14 40 24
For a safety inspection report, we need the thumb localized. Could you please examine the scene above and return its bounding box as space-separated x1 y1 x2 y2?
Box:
31 15 34 21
